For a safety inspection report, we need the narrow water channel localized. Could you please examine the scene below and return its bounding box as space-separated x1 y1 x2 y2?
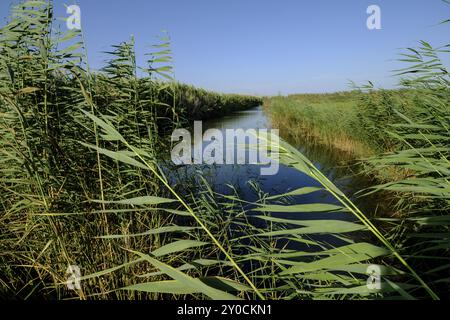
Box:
164 105 392 253
169 105 384 225
213 107 376 207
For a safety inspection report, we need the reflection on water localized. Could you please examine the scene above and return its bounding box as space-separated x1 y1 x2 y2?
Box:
167 106 384 221
164 105 390 250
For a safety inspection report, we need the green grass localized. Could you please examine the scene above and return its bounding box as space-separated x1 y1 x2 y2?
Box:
265 90 429 156
264 92 373 157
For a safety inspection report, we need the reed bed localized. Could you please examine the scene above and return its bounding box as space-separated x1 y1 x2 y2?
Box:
0 0 259 299
0 0 447 301
264 92 373 157
263 17 449 299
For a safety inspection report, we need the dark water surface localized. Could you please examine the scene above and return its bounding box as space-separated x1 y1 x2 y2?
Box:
169 106 383 224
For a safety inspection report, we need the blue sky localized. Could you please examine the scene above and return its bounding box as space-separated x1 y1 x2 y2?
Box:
1 0 448 95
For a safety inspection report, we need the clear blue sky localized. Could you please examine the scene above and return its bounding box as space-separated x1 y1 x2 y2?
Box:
1 0 448 95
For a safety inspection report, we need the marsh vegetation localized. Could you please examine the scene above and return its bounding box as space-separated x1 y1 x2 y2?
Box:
0 1 448 300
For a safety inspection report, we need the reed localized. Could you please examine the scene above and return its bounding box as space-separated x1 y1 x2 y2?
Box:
264 92 373 157
365 39 450 298
0 0 259 299
262 10 449 299
0 0 447 301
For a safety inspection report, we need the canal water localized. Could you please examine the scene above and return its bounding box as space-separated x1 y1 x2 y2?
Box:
169 105 382 224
